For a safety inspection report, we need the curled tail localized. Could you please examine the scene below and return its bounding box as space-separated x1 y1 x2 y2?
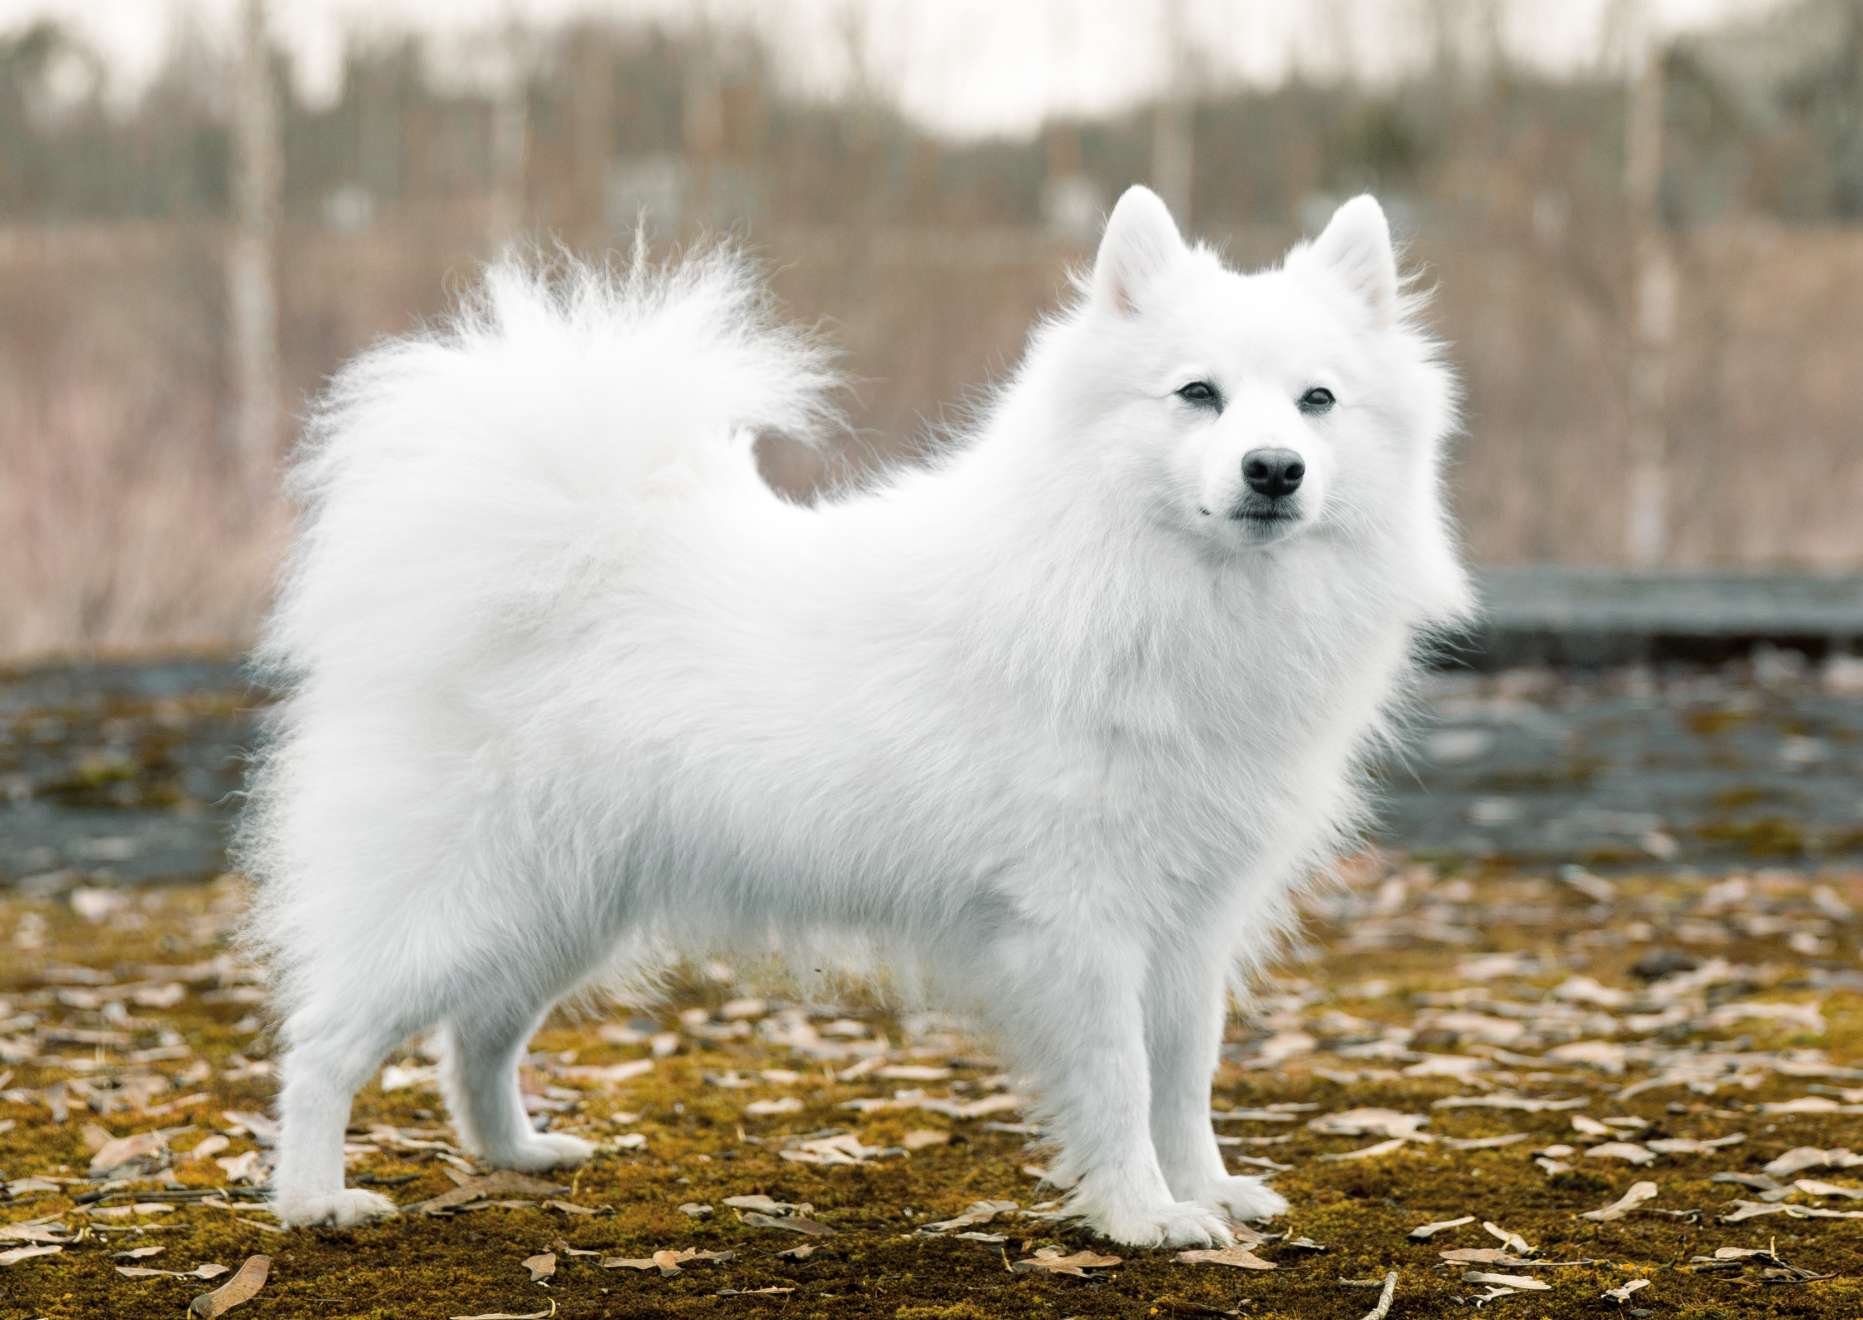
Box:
255 246 839 689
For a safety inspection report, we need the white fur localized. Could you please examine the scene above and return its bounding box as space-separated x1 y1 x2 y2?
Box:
243 189 1472 1244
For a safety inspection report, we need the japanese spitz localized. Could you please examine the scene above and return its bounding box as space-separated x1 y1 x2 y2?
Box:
246 186 1470 1245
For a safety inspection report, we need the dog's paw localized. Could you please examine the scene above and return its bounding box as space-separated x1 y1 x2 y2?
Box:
270 1187 398 1228
1090 1199 1236 1249
494 1132 598 1173
1194 1174 1288 1224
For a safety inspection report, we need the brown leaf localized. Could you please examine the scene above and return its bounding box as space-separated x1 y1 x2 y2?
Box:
1481 1222 1534 1255
0 1226 66 1244
919 1200 1019 1233
1580 1180 1660 1222
1012 1247 1121 1276
405 1170 571 1216
1318 1138 1409 1162
89 1129 170 1176
545 1200 609 1216
740 1211 836 1236
121 1263 233 1280
1463 1272 1550 1291
1408 1215 1475 1240
1439 1248 1522 1265
188 1254 269 1318
0 1245 61 1266
601 1248 733 1275
1307 1109 1429 1139
721 1195 810 1214
1175 1246 1274 1270
521 1253 555 1282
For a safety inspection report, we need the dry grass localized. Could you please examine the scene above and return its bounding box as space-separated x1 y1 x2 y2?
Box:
4 215 1863 666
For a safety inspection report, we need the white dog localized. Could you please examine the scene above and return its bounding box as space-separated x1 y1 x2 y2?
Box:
244 186 1470 1245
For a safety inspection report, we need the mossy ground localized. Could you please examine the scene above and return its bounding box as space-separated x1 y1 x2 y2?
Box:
0 866 1859 1320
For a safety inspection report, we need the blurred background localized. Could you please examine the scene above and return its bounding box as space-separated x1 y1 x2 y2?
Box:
0 0 1860 663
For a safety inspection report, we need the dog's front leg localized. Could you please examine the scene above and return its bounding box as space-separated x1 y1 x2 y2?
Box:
1143 951 1288 1225
990 924 1234 1248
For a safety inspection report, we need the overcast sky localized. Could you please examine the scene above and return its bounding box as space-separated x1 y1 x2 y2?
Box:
0 0 1793 137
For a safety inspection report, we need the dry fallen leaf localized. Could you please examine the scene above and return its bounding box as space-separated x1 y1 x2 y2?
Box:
1580 1180 1660 1222
521 1252 555 1282
404 1171 570 1216
1408 1214 1475 1240
0 1226 66 1244
89 1129 171 1176
1603 1278 1651 1303
1763 1147 1861 1178
902 1128 952 1150
185 1134 231 1162
188 1254 269 1318
1176 1246 1276 1270
450 1311 555 1320
1442 1134 1529 1151
1796 1179 1863 1199
721 1195 809 1214
601 1247 733 1275
1482 1222 1533 1255
1432 1094 1588 1113
119 1264 233 1280
1646 1134 1744 1155
1318 1137 1409 1162
1584 1142 1656 1166
1307 1109 1429 1139
0 1245 61 1266
1463 1271 1550 1291
919 1200 1018 1233
1439 1248 1523 1265
1012 1247 1121 1276
741 1211 836 1236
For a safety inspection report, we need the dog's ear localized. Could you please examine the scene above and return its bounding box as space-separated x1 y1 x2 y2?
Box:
1092 186 1185 316
1290 194 1398 328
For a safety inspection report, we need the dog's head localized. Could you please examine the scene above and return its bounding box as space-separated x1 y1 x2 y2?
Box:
1059 186 1452 555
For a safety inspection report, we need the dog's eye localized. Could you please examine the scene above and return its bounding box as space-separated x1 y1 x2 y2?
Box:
1176 381 1220 406
1298 386 1336 414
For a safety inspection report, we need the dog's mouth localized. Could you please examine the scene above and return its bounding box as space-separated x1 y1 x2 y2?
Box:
1227 497 1301 525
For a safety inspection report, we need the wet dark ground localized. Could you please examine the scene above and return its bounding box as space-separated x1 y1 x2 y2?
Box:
3 649 1863 888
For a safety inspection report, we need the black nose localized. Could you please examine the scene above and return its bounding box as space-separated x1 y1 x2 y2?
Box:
1242 448 1305 498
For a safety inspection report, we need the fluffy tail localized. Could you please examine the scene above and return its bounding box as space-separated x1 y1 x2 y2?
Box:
254 247 838 688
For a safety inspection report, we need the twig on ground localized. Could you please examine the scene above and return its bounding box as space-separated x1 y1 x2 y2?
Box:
1346 1269 1398 1320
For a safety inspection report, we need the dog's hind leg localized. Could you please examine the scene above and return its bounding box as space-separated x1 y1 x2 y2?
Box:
436 1004 596 1172
1143 951 1288 1225
270 996 425 1227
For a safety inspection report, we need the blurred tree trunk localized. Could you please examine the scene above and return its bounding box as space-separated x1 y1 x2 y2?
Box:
1623 2 1673 565
488 29 531 248
1151 0 1192 226
228 0 281 496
